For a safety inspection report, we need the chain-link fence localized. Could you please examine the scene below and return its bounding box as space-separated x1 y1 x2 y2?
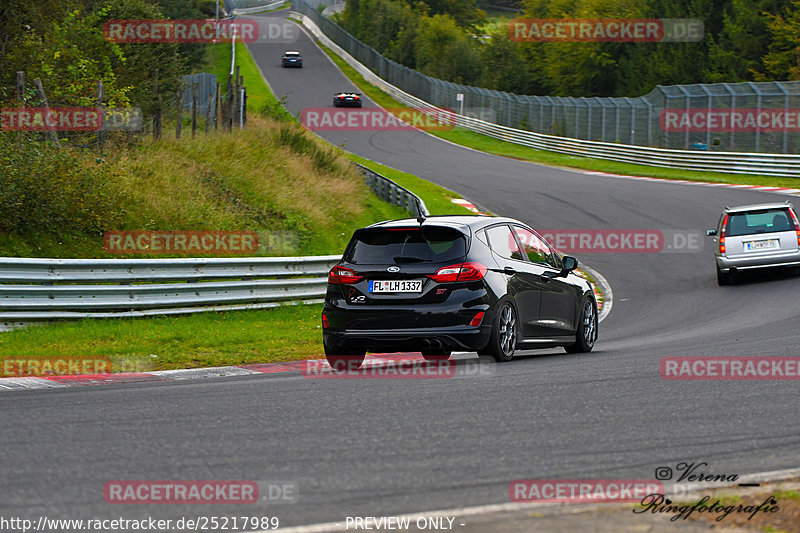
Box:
182 73 218 123
293 0 800 154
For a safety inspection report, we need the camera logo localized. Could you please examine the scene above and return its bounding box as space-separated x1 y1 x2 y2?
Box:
655 467 673 481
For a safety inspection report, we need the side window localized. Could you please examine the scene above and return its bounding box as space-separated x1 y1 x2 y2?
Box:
513 226 555 266
486 225 524 261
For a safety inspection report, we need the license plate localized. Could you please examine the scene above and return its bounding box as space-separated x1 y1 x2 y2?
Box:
744 239 779 252
369 280 423 293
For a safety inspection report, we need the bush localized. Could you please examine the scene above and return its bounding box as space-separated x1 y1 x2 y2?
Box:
0 135 126 235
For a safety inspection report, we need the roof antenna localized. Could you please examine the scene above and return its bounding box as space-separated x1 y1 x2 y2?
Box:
414 197 426 225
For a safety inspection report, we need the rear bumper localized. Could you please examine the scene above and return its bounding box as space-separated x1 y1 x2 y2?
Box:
717 249 800 272
323 325 492 353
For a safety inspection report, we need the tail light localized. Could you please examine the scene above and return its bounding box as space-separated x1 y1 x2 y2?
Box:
790 209 800 246
322 313 329 328
428 262 487 283
469 311 485 327
719 214 728 254
328 266 363 284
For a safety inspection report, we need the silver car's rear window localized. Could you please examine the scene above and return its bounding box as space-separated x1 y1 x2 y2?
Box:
727 208 794 236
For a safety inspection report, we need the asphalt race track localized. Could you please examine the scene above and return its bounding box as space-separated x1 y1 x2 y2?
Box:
2 10 799 530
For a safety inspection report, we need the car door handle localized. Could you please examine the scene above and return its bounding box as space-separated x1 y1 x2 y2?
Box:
490 267 517 275
539 274 552 283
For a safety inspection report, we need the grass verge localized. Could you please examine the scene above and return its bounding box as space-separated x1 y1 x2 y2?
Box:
0 305 324 370
349 155 479 216
313 31 800 188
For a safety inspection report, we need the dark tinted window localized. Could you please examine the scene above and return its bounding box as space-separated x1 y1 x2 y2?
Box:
486 225 524 261
727 208 794 236
345 226 467 264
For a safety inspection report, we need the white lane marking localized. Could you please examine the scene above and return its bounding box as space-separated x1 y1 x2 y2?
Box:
0 377 69 390
248 467 800 533
149 367 261 379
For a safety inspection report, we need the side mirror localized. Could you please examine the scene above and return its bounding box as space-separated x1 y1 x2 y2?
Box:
543 256 579 279
562 256 578 272
706 229 717 237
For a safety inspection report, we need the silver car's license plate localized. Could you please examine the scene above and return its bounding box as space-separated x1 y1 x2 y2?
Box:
369 280 423 293
744 239 779 252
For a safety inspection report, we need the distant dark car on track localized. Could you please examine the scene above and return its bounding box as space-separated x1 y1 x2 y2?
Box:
333 92 362 108
281 50 302 68
322 215 598 369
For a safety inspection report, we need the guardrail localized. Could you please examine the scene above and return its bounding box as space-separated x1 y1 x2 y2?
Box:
357 163 429 217
294 9 800 177
0 256 339 324
0 163 428 327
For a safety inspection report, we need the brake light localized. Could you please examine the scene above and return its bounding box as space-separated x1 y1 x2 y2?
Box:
322 313 329 328
469 311 485 327
790 209 800 246
428 262 487 283
328 266 363 284
719 214 728 254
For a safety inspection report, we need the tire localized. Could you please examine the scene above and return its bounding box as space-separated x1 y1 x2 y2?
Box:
486 302 517 362
717 268 731 286
565 296 598 354
324 342 365 371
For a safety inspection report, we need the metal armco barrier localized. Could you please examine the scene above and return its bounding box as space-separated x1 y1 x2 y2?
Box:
357 163 429 217
0 256 339 323
293 5 800 176
0 160 428 326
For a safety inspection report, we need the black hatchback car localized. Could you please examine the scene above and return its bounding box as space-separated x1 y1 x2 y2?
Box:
322 215 598 368
281 51 302 68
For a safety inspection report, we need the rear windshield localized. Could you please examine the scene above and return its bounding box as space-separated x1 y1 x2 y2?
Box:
345 226 468 265
727 208 795 236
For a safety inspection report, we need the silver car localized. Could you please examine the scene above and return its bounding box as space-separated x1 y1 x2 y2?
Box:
707 202 800 285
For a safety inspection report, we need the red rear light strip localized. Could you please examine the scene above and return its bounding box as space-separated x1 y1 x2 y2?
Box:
790 209 800 246
328 266 363 284
720 213 728 254
428 262 487 283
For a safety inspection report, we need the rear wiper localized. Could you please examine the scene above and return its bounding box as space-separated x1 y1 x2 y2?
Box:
393 256 431 263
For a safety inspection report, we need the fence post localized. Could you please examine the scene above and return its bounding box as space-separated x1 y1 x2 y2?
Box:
206 88 212 135
242 87 247 126
15 71 24 147
191 81 198 138
215 81 220 132
153 69 161 140
33 78 60 150
16 71 24 103
226 73 233 131
96 80 104 152
176 84 183 139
